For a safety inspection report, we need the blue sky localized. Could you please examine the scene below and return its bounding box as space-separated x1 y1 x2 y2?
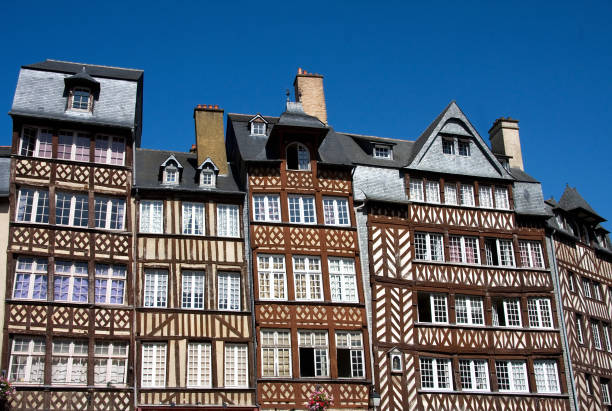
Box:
2 0 611 228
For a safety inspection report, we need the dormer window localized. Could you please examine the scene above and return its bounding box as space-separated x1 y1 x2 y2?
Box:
373 144 392 159
251 122 266 136
287 143 310 170
458 140 470 156
442 138 455 155
64 67 99 114
164 167 178 184
200 169 216 188
71 88 92 111
160 154 183 185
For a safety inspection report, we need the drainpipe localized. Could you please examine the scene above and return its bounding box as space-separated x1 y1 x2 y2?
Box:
547 230 579 411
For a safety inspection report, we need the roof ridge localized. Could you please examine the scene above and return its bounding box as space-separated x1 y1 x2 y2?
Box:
228 112 280 119
136 147 195 155
46 59 143 72
339 131 413 143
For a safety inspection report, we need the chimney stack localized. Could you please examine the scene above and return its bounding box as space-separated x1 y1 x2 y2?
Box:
488 117 524 171
293 68 327 124
193 105 228 175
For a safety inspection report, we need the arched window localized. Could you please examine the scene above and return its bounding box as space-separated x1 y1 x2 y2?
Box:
286 143 310 171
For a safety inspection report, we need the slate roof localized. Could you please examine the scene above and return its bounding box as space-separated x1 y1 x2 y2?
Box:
558 186 603 221
0 147 10 198
23 59 143 81
134 148 242 194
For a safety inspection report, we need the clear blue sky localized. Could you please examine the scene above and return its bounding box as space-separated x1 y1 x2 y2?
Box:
2 1 611 228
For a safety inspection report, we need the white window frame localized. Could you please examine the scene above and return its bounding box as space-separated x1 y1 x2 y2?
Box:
94 135 125 166
55 191 89 227
94 196 125 230
592 321 602 350
298 331 329 378
182 202 206 235
494 187 510 210
336 331 364 378
479 186 493 208
519 240 544 268
200 169 216 187
261 329 292 378
69 87 92 112
54 260 89 303
495 360 528 393
576 314 584 344
603 324 612 352
143 269 168 308
568 271 575 292
286 143 310 171
163 166 179 185
410 179 424 202
485 238 515 267
258 255 287 301
322 197 350 226
448 235 480 264
533 360 560 394
19 127 53 158
182 270 205 309
57 130 90 162
419 357 452 391
373 144 392 159
251 122 266 136
139 200 163 234
460 184 475 207
455 295 485 326
141 343 167 388
13 257 48 300
459 359 490 391
442 138 455 155
187 342 212 388
593 282 602 301
425 181 440 203
492 298 522 327
51 340 88 385
527 298 553 329
582 277 592 298
224 344 248 387
329 258 358 303
444 184 458 205
293 256 323 301
458 139 470 156
288 195 316 224
218 271 240 311
94 264 126 305
217 204 240 237
390 352 403 373
8 337 45 384
16 188 50 224
602 379 611 405
430 293 448 324
94 341 128 386
253 194 281 222
414 232 444 262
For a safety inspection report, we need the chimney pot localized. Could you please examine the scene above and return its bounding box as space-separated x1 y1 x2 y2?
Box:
293 69 327 124
298 67 302 74
214 104 219 109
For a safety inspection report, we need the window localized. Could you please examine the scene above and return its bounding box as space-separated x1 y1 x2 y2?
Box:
418 292 448 324
585 373 593 395
70 88 92 111
420 357 452 391
8 337 45 384
409 179 424 202
329 258 358 303
144 269 168 308
251 122 266 135
52 340 88 384
458 140 470 156
323 197 350 225
425 181 440 203
163 167 179 184
218 272 240 311
603 324 612 352
217 204 239 237
298 331 329 377
182 271 205 309
54 260 88 303
455 295 484 326
95 136 125 165
253 194 281 222
442 138 454 155
261 330 291 378
568 271 575 292
582 277 592 298
94 197 125 230
485 238 515 267
182 202 205 235
187 342 212 387
20 127 52 158
286 143 310 170
390 352 402 373
459 359 489 391
492 298 522 327
534 360 560 393
592 321 602 350
58 131 90 161
602 378 611 405
444 184 458 205
449 235 480 264
519 240 544 268
527 298 553 329
141 343 167 387
336 332 364 378
593 282 602 301
140 200 163 234
13 257 47 300
258 255 286 300
200 169 215 187
94 342 128 385
414 232 444 262
576 314 584 344
288 196 316 224
95 264 126 305
16 188 50 224
293 256 323 301
479 186 493 208
374 144 391 159
56 192 89 227
494 187 510 210
224 344 248 387
496 360 528 392
460 184 475 206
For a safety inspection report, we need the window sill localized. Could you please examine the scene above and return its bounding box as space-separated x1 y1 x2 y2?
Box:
415 322 560 333
14 154 128 169
417 389 568 398
409 200 512 213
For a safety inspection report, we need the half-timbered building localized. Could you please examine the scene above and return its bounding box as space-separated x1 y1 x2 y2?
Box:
4 60 142 410
225 71 372 409
545 187 612 411
132 105 256 410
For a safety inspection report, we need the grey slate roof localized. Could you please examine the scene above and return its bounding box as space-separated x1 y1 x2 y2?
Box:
353 166 408 203
334 132 415 168
11 60 142 130
558 186 603 221
277 102 325 128
0 147 10 198
513 182 550 216
134 148 241 194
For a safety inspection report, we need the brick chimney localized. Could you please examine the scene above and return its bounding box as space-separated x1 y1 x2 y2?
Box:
193 104 228 175
293 68 327 124
488 117 524 171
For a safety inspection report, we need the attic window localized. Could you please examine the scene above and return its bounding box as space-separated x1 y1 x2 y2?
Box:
287 143 310 170
458 140 470 156
251 122 266 136
373 144 392 159
164 166 179 185
69 88 93 112
442 139 454 155
200 169 216 188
